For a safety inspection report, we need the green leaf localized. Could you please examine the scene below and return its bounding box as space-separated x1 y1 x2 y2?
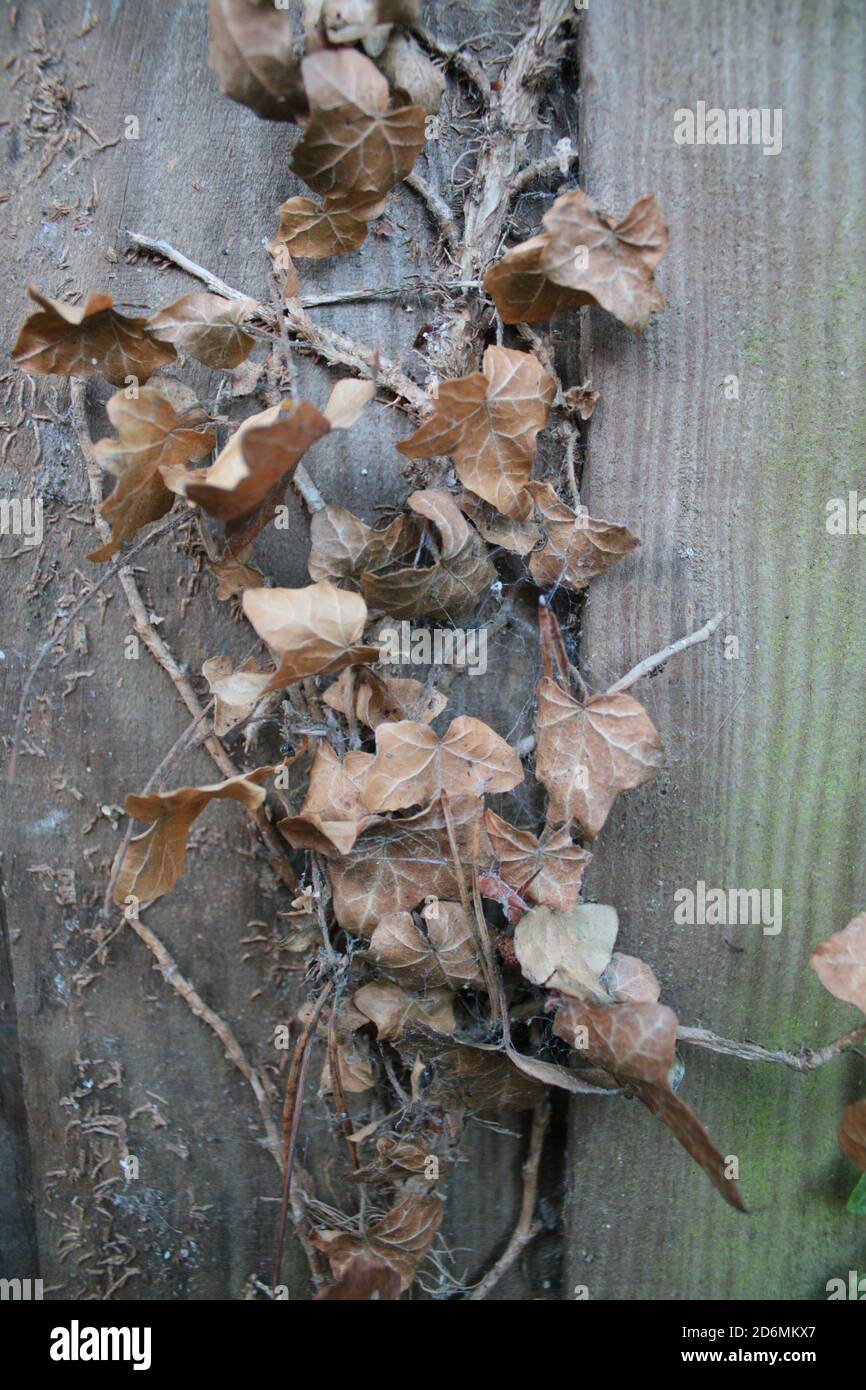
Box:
846 1172 866 1215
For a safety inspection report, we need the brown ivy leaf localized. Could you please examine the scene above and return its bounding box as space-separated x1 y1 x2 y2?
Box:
324 668 446 730
274 194 385 259
515 903 618 999
839 1100 866 1172
380 32 445 116
361 716 523 813
207 0 306 122
527 481 640 593
11 287 175 386
535 675 663 839
456 493 542 557
292 50 426 200
809 913 866 1015
321 1034 376 1096
314 1255 401 1302
553 998 746 1211
278 742 378 855
114 767 271 906
485 190 669 332
353 980 456 1040
87 387 215 562
360 488 494 621
308 505 416 583
243 580 381 692
210 546 265 600
202 655 272 735
164 400 330 549
369 901 483 991
323 377 378 429
328 797 485 935
600 951 661 1004
484 809 590 911
396 348 556 518
311 1192 443 1293
147 293 256 369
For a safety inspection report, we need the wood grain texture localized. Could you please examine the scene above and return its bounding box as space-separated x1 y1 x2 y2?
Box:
567 0 866 1299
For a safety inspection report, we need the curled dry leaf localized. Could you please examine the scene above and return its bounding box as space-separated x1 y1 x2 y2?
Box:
210 546 265 600
397 348 556 518
207 0 306 121
380 32 445 116
308 505 416 583
484 809 590 911
535 675 663 839
369 901 483 990
527 481 640 594
323 377 378 429
147 293 257 370
278 741 378 855
314 1255 401 1302
600 951 661 1004
809 913 866 1015
11 287 175 386
360 488 494 621
202 655 271 735
360 715 523 813
485 189 670 332
324 667 446 730
456 493 542 557
553 998 746 1211
353 980 455 1039
839 1100 866 1172
274 194 384 259
514 902 618 999
87 387 215 562
292 50 426 201
321 1034 376 1096
311 1191 443 1293
164 399 331 548
114 767 271 906
243 579 381 691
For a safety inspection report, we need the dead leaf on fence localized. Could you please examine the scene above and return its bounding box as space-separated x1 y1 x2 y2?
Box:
484 810 590 911
353 980 456 1039
202 655 272 735
456 493 542 556
279 742 378 855
810 913 866 1015
11 287 175 386
600 951 661 1004
324 668 446 729
839 1100 866 1171
553 997 746 1210
314 1255 401 1301
114 767 272 905
292 49 426 200
324 377 378 428
87 387 215 561
397 348 555 518
361 715 523 812
370 901 483 990
379 31 445 115
274 194 385 259
210 546 265 600
515 903 618 999
147 293 256 369
360 488 494 620
308 505 416 583
535 676 663 839
321 1034 376 1096
208 0 307 121
483 237 586 327
527 481 640 593
243 580 381 691
311 1192 443 1292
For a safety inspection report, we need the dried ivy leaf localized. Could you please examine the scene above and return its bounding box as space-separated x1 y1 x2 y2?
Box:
87 387 215 562
380 32 445 115
147 293 256 370
202 655 272 735
353 980 456 1039
243 579 381 691
397 348 555 518
600 951 661 1004
311 1192 443 1293
274 194 384 259
314 1255 401 1301
11 287 175 386
484 810 590 911
279 742 378 855
535 675 663 839
839 1100 866 1172
114 767 271 905
321 1034 376 1095
328 797 484 935
210 546 265 600
165 400 330 548
208 0 306 122
370 901 483 991
810 913 866 1015
323 377 378 428
324 668 446 730
361 716 523 813
360 488 494 620
527 481 640 593
308 505 415 583
456 493 542 557
515 903 618 999
553 998 745 1211
292 50 426 199
485 190 670 332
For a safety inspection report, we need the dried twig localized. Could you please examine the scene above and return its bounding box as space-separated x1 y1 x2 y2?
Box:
466 1096 551 1300
678 1022 866 1073
606 611 727 695
405 169 459 251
